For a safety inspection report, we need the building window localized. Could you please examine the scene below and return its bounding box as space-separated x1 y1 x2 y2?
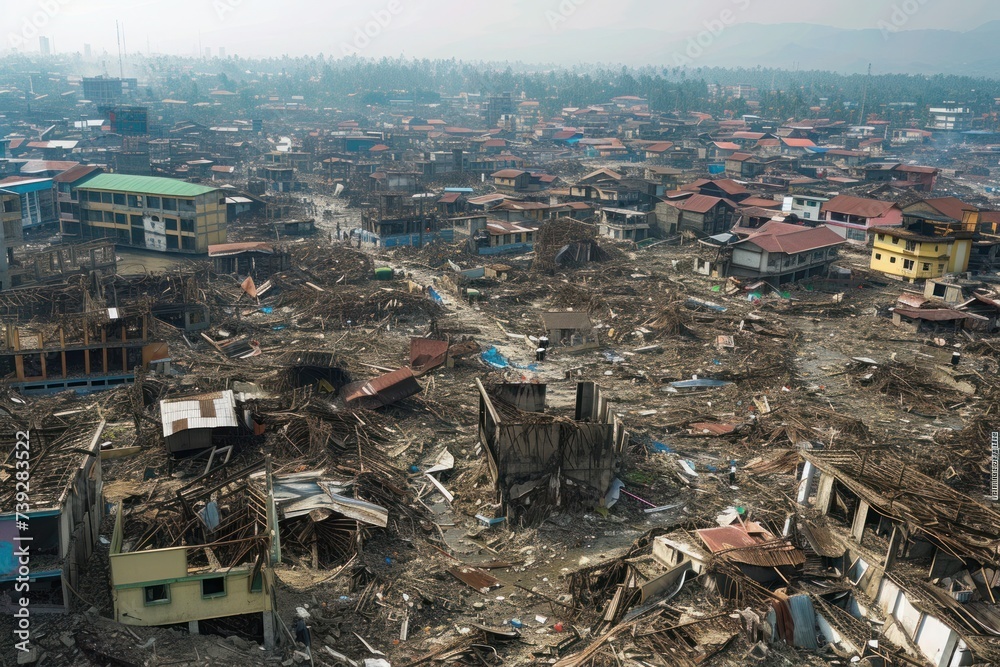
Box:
891 237 898 244
903 259 914 270
179 199 196 212
130 215 143 226
128 195 140 207
165 219 178 231
875 253 882 260
180 219 195 233
144 584 170 606
166 235 179 249
103 211 115 223
890 257 896 263
182 236 196 250
847 229 867 242
115 213 127 226
147 196 160 209
101 192 113 204
938 263 945 271
162 198 177 211
113 193 126 206
201 577 226 598
922 263 931 271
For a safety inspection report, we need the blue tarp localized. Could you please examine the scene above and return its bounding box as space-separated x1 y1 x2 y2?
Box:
481 346 538 371
427 287 444 305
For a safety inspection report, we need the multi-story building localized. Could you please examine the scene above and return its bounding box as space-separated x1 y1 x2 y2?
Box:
928 104 974 132
870 209 978 282
0 177 58 230
70 174 226 253
0 191 24 290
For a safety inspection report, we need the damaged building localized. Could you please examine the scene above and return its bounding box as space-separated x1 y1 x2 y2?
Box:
476 380 626 517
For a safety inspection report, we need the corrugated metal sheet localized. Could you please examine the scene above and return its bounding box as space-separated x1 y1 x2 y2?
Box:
449 566 502 593
343 367 421 408
160 390 237 437
799 521 845 558
697 522 805 568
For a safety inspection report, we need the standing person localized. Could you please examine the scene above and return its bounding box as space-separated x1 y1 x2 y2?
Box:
294 616 311 656
729 460 737 488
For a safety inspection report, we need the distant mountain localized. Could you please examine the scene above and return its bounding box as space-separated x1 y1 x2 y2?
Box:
422 22 1000 76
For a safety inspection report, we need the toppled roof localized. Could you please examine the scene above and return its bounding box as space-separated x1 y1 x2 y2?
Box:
893 308 970 322
160 390 238 437
343 367 421 409
697 522 805 568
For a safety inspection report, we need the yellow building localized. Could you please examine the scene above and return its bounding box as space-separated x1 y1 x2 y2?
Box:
109 466 279 646
69 174 226 253
870 210 976 282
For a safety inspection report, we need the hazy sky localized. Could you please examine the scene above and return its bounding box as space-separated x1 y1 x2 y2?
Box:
7 0 1000 60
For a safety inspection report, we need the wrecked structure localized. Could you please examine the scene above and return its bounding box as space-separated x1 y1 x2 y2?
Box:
476 380 626 518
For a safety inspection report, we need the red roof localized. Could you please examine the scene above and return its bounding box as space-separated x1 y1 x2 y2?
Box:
895 164 938 175
52 164 101 183
822 195 898 219
916 197 977 221
369 144 390 152
483 139 507 148
493 169 526 178
669 194 733 214
682 178 748 197
737 221 845 255
757 139 781 147
727 152 754 162
781 138 817 148
713 141 741 151
740 197 781 209
645 142 674 153
438 192 461 204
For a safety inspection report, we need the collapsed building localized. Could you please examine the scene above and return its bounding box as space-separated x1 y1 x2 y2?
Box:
476 380 626 518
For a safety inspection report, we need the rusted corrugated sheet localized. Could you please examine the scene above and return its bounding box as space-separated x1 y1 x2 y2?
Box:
799 521 845 558
698 523 804 568
448 566 502 593
343 367 421 408
410 337 449 375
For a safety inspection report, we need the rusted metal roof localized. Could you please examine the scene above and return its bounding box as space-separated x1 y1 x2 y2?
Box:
697 522 805 568
410 337 449 375
449 566 502 593
894 308 970 322
343 367 421 409
799 521 845 558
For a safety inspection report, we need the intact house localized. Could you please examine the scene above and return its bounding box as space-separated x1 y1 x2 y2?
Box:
655 195 738 237
870 209 977 282
490 170 555 193
785 194 828 222
721 221 845 286
475 380 626 517
160 390 240 455
469 220 536 255
860 163 939 192
1 420 106 612
110 461 279 648
539 311 598 349
597 208 656 242
820 195 903 244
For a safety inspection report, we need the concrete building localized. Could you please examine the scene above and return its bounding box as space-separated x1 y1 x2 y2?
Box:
0 178 58 230
725 221 846 286
71 174 226 253
0 191 24 290
1 421 105 612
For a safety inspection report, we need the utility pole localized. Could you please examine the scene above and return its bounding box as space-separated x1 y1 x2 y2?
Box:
858 63 872 127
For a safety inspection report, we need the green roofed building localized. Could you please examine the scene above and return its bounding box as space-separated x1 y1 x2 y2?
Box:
67 174 227 253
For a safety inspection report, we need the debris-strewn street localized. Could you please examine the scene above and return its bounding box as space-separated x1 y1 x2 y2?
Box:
5 42 1000 667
